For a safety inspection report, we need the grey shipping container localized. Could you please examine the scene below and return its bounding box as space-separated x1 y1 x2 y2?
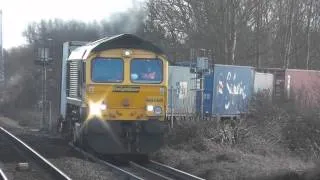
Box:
168 66 197 115
254 72 274 96
212 64 255 115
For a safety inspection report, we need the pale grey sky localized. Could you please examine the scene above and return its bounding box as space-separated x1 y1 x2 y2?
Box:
1 0 142 49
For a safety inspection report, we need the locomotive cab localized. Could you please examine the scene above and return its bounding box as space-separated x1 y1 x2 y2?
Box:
59 34 169 155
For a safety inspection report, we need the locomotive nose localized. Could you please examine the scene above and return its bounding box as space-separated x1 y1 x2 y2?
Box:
122 98 130 107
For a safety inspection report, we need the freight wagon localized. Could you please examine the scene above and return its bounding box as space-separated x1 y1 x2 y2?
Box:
254 72 274 97
257 68 320 110
168 64 320 119
285 69 320 110
202 64 255 118
212 64 255 116
256 68 286 101
167 66 197 116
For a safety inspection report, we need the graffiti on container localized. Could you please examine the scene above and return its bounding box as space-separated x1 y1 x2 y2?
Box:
176 81 188 99
216 72 248 111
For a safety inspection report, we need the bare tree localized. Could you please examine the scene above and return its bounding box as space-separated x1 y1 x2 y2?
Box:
306 0 314 69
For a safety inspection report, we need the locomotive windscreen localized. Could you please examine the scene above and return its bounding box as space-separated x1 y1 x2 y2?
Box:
91 58 124 83
130 59 163 83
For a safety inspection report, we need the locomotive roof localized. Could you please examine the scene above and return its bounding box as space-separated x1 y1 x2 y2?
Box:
68 34 165 60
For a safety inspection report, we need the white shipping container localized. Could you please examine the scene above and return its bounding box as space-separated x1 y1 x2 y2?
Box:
168 66 197 115
254 72 274 96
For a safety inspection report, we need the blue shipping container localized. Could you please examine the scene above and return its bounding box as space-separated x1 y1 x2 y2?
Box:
196 91 201 113
212 64 254 115
203 74 214 114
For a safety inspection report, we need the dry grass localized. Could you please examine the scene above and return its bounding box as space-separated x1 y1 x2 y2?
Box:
153 93 320 180
153 140 314 180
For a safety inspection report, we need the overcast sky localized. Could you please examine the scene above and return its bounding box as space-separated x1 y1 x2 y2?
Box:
1 0 141 49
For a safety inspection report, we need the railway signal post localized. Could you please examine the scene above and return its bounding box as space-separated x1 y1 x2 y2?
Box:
34 38 53 131
190 56 209 118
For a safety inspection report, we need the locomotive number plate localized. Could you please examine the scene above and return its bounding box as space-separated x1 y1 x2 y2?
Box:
112 86 140 92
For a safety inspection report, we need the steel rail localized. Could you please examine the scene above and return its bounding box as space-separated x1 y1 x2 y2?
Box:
0 127 71 180
69 142 143 180
149 160 206 180
0 169 8 180
68 142 204 180
129 161 174 180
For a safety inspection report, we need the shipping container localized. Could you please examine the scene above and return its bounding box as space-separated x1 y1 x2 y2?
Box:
256 68 286 101
168 66 197 115
203 74 214 114
285 69 320 109
212 64 255 115
254 72 274 96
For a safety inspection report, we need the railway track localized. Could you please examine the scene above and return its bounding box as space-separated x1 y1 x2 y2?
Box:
0 168 8 180
69 143 205 180
0 127 71 180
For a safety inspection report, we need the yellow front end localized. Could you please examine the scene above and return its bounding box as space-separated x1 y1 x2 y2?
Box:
81 48 169 155
84 49 168 121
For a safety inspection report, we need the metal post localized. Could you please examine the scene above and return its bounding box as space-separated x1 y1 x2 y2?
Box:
48 101 52 132
40 47 48 131
170 86 174 128
44 64 47 130
36 38 52 131
41 62 45 130
200 72 204 119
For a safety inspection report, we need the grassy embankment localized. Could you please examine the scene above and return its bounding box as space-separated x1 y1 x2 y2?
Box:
152 94 320 180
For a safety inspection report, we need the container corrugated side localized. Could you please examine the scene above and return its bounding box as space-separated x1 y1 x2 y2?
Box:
285 69 320 109
212 64 255 115
168 66 197 115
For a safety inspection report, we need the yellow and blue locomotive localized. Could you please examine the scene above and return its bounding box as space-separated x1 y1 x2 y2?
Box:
58 34 169 155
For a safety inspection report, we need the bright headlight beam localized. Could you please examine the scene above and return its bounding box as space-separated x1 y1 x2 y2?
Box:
88 101 107 118
89 103 102 117
147 105 154 112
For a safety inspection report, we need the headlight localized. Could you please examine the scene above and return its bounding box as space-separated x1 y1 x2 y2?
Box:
147 105 154 112
123 49 132 57
89 101 107 117
154 106 162 115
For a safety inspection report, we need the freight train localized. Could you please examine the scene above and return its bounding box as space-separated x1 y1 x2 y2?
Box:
57 33 320 156
58 34 169 156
